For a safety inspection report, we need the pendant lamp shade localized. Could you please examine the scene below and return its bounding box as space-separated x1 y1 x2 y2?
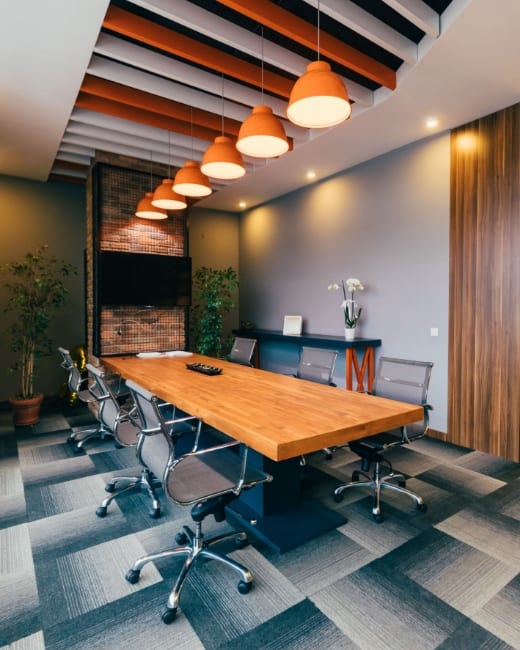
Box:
173 161 212 197
151 179 188 210
236 105 289 158
287 61 351 128
135 192 168 220
201 136 246 180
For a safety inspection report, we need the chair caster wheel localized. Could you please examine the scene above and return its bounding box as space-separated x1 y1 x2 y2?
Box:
373 513 384 523
235 536 249 549
324 451 332 461
67 435 76 443
333 491 344 503
352 471 360 481
125 569 140 584
114 442 123 449
398 480 406 488
161 607 177 624
73 445 84 454
104 483 116 493
238 580 252 594
96 506 107 518
417 503 427 513
149 508 161 519
175 532 188 545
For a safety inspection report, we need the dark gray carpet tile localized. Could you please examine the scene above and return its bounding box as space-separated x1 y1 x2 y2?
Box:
41 582 202 650
436 506 520 568
17 441 81 467
0 572 41 647
63 411 97 429
313 563 468 650
412 436 474 461
0 433 18 459
0 493 27 530
379 527 518 617
28 505 133 561
19 454 97 489
471 574 520 649
475 479 520 522
26 414 71 436
219 598 356 650
88 446 139 473
453 450 520 481
436 618 516 650
415 462 506 500
264 528 374 595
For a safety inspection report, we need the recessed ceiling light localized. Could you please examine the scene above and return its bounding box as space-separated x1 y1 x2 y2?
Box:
426 117 439 129
238 201 247 209
306 170 316 180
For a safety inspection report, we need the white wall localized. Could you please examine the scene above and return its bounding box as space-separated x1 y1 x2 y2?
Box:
239 134 450 432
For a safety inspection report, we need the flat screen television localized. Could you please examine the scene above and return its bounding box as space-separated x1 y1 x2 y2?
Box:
97 251 191 307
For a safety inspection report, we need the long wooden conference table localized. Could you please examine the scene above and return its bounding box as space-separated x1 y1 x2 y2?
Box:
103 353 423 552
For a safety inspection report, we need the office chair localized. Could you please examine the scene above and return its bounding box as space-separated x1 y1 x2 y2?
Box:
296 346 339 464
58 347 114 452
227 336 257 366
333 356 433 522
85 363 169 519
123 379 272 624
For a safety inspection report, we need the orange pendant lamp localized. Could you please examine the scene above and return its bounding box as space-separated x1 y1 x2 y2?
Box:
236 106 289 158
152 179 188 210
287 0 350 129
135 192 168 219
201 135 246 179
173 161 212 197
287 60 351 128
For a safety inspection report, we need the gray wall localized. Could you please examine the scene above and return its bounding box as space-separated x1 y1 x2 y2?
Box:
0 175 86 401
239 134 450 432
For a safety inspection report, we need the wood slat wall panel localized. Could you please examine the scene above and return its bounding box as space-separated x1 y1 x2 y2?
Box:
448 103 520 460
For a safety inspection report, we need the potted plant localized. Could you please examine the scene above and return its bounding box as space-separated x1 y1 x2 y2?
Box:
328 277 365 340
190 266 238 358
1 245 77 425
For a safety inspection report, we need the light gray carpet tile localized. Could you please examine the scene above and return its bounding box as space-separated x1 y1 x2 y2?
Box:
172 545 304 646
219 598 356 650
312 563 466 650
28 415 70 436
41 582 203 650
452 450 520 480
0 458 24 496
436 507 520 568
417 463 506 499
24 474 106 521
0 524 40 646
19 455 96 489
477 479 520 522
89 446 139 473
17 434 72 454
36 534 162 626
28 504 131 560
387 528 519 616
1 630 46 650
470 574 520 649
266 529 374 596
0 493 27 530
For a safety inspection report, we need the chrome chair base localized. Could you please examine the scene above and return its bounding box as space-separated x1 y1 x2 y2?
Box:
333 459 426 523
68 426 114 452
96 467 162 519
125 520 252 624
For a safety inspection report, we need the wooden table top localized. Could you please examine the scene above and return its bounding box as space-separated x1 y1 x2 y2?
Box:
102 354 424 462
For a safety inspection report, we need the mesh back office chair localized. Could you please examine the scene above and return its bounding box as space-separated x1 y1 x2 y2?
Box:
123 379 272 624
228 336 257 366
333 357 433 522
58 347 113 452
296 346 339 464
86 363 163 519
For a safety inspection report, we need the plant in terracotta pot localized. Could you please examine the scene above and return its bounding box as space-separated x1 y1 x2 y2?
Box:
190 266 238 358
1 245 77 425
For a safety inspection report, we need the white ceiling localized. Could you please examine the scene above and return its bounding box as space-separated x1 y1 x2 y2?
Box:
1 0 519 212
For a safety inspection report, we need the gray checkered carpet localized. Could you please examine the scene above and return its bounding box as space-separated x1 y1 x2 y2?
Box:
1 404 520 649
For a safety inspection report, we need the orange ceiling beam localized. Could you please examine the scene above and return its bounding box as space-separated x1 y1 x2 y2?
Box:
81 75 242 137
217 0 396 90
75 93 225 143
103 5 294 98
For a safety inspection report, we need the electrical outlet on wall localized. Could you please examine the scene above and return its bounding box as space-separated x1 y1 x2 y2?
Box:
430 327 439 337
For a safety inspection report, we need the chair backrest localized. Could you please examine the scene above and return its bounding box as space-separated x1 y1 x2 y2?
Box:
228 336 256 366
58 346 84 394
296 346 338 385
86 363 138 446
373 357 433 405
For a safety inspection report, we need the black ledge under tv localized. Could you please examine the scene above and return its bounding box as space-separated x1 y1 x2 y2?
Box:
97 251 191 307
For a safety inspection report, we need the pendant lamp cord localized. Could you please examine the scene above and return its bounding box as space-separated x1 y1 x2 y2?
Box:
149 151 153 191
317 0 321 60
221 73 225 136
261 26 264 102
167 131 171 179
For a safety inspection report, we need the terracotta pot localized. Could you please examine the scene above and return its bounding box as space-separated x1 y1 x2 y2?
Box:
9 393 44 426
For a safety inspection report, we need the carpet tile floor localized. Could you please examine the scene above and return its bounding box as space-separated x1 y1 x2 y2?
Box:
0 405 519 649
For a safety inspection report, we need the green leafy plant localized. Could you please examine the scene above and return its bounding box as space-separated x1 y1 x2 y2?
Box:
1 245 77 399
190 266 238 358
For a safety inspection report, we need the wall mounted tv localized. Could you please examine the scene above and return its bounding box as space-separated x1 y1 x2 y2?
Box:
97 251 192 307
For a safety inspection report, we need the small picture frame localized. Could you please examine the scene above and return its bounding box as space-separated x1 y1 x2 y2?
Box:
283 315 303 336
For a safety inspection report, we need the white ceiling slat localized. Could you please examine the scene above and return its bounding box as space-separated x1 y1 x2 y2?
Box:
58 143 96 157
382 0 440 38
54 152 91 166
303 0 418 64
